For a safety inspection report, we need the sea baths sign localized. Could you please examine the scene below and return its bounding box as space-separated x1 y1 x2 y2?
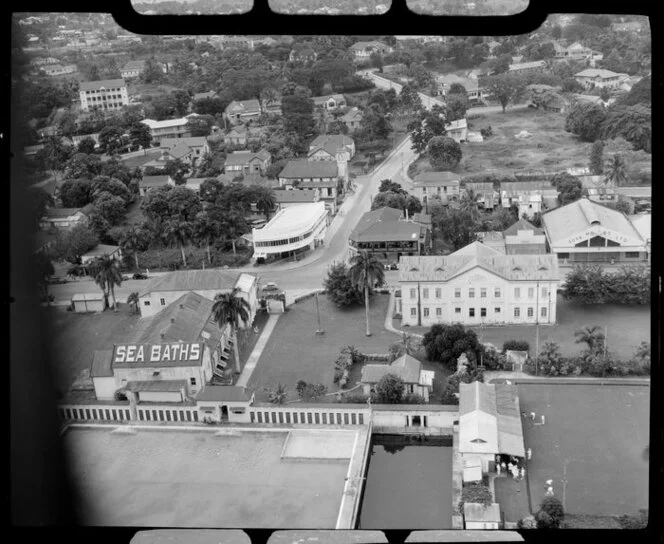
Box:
113 343 202 364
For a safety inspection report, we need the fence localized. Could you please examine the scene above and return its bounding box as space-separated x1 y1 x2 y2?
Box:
249 404 370 427
58 403 200 423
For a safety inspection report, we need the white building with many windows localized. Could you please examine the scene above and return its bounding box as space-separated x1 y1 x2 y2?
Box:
79 79 129 112
397 241 560 327
251 202 328 263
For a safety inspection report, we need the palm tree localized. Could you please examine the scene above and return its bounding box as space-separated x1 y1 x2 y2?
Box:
604 154 627 186
192 211 219 264
218 208 248 258
211 287 251 374
253 187 277 222
120 225 147 270
126 291 140 315
163 219 193 268
35 251 55 305
265 383 288 405
315 108 328 135
348 250 386 336
574 325 606 355
460 187 481 221
89 254 123 310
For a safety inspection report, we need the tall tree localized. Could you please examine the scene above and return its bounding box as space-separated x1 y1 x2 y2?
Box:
163 219 193 268
252 186 277 221
604 154 627 186
89 254 123 310
428 136 462 171
348 250 385 337
35 251 55 304
192 211 219 264
589 140 604 175
564 101 607 142
482 74 526 113
119 225 149 270
211 287 251 374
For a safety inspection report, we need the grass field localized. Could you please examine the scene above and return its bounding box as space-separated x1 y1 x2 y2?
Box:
398 295 650 360
409 107 651 180
247 294 402 401
519 383 649 519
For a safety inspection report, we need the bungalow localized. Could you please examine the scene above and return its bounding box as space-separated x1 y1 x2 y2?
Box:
273 188 321 211
224 126 248 147
39 204 94 231
574 68 622 90
80 244 123 271
502 218 547 255
436 74 484 103
192 90 218 102
43 64 77 76
139 175 174 197
224 99 262 125
120 60 145 79
278 161 341 211
160 136 210 164
224 149 271 177
340 107 363 133
261 99 282 116
71 133 101 148
500 181 558 218
360 354 435 402
312 94 347 111
349 41 393 62
445 118 468 143
289 44 318 63
464 182 497 210
412 172 461 204
508 60 546 74
308 134 355 159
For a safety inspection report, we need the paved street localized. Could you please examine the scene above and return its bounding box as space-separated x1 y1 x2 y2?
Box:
48 136 417 303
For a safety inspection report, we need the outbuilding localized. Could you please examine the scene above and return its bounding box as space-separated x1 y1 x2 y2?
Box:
72 293 105 313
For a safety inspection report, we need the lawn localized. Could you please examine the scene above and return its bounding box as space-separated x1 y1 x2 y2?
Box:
46 306 145 396
409 107 651 180
247 294 403 402
518 383 649 521
398 295 650 360
120 149 162 170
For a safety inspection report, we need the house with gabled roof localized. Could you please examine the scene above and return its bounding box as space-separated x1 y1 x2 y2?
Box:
308 134 355 159
224 99 262 124
39 205 94 231
120 60 146 79
340 107 364 133
312 94 347 111
137 269 259 324
574 68 622 90
398 241 560 326
224 149 271 177
138 175 174 196
289 43 318 63
459 381 525 473
413 172 461 204
349 41 393 61
361 354 435 402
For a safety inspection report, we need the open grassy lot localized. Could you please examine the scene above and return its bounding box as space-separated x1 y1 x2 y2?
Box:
399 295 650 360
247 294 402 401
409 107 651 179
120 149 162 170
519 383 649 519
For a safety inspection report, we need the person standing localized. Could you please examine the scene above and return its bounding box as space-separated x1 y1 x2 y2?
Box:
527 448 532 460
541 415 546 425
497 463 501 475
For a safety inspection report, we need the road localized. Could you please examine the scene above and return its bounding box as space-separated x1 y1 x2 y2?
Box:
48 136 417 303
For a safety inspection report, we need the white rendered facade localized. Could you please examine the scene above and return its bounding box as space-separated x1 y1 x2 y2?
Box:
79 79 129 112
252 202 328 261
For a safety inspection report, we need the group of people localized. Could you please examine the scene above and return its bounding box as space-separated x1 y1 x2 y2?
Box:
495 454 526 480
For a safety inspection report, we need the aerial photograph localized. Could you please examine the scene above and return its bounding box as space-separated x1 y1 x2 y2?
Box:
11 7 651 537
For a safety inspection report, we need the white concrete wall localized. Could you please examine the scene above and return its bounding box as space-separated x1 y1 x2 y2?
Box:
114 364 207 398
138 391 183 403
93 376 117 401
371 409 457 431
401 269 558 327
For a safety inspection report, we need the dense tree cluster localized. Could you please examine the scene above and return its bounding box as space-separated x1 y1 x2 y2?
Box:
563 264 650 305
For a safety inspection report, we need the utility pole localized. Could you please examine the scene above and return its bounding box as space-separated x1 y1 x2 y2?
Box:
417 282 422 327
535 280 540 368
604 326 608 359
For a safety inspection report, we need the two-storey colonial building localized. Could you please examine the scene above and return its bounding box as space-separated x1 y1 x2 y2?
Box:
79 79 129 112
398 241 560 327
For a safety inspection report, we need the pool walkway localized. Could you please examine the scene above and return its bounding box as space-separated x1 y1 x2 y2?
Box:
236 313 281 388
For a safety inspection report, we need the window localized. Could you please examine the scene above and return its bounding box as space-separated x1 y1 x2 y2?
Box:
469 288 475 298
527 307 534 317
160 298 166 306
410 288 417 299
481 308 487 317
528 287 534 298
422 187 427 194
495 307 501 313
455 307 461 314
541 307 547 318
435 288 442 299
410 308 417 316
454 288 461 298
514 307 520 317
542 287 548 298
423 308 429 317
436 307 442 316
190 377 196 386
143 301 150 306
559 253 570 259
469 308 475 317
494 288 501 298
626 252 640 258
514 287 521 298
480 288 487 298
422 288 429 299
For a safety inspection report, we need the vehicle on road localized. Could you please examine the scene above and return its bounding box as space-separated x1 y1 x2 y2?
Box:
262 282 279 292
132 272 148 280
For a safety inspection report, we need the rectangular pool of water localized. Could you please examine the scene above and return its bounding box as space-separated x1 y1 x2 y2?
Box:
358 435 454 530
63 426 355 528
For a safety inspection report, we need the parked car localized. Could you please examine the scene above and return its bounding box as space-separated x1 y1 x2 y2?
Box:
262 282 279 292
47 277 68 285
132 272 148 280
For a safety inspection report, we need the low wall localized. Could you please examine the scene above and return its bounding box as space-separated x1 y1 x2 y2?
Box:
372 405 458 434
58 403 201 424
451 424 464 529
249 404 371 426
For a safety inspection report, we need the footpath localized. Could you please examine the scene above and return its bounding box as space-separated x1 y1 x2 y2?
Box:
235 313 281 388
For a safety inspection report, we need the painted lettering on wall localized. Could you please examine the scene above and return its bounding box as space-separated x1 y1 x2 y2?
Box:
113 343 202 364
566 227 630 246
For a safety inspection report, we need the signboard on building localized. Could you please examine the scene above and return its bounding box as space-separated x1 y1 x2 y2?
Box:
112 343 202 364
566 227 630 246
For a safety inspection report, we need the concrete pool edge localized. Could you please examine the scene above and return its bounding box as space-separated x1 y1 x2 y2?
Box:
336 425 372 529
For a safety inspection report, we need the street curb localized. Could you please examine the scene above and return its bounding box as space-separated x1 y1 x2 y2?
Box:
489 377 650 386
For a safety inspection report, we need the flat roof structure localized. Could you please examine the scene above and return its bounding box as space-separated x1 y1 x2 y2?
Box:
141 118 189 130
63 426 366 528
253 202 327 244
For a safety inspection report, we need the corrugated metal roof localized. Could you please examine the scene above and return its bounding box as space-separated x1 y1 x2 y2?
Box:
413 171 461 186
143 270 242 294
350 208 423 243
279 160 339 179
126 380 186 393
503 219 544 236
361 354 422 384
196 386 252 402
90 350 113 378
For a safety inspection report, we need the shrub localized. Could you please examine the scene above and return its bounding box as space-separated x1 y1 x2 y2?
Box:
536 497 565 529
114 390 128 401
458 482 493 513
502 340 530 353
372 373 405 404
337 393 369 404
617 509 648 529
480 125 493 138
401 393 427 404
